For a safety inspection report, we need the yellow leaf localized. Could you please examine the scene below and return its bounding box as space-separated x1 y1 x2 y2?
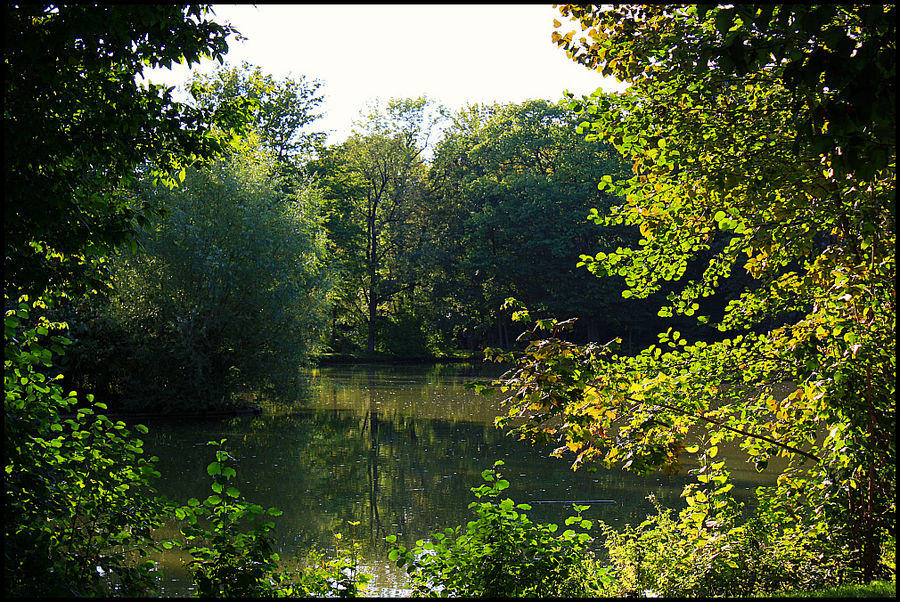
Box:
553 19 562 28
708 445 718 458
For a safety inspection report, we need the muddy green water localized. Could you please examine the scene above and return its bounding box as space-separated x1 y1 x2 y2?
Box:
139 363 779 596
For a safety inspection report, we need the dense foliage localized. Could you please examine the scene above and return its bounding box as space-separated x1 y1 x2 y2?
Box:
3 5 349 597
4 300 166 596
66 135 332 411
482 2 894 590
3 4 244 301
189 61 326 167
424 100 637 349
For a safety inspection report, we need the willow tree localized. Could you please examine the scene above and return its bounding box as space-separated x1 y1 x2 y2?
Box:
488 4 894 586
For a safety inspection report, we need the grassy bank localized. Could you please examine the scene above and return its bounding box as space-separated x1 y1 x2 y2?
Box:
761 579 896 598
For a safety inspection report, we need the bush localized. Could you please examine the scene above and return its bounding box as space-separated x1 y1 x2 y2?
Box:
4 297 165 596
602 493 800 597
598 463 863 597
96 135 333 411
387 460 614 597
174 439 370 598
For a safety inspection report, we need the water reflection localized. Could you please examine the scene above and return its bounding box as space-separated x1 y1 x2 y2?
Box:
140 364 777 596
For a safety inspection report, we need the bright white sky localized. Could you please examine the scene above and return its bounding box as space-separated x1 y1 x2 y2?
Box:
141 4 627 145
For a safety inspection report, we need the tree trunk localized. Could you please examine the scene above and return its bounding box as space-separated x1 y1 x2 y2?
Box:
367 206 378 354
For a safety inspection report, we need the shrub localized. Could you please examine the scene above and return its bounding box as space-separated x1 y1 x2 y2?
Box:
599 463 857 597
175 439 370 598
387 460 614 597
4 297 165 596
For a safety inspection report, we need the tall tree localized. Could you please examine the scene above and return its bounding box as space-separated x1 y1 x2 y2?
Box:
491 3 894 585
188 61 326 166
3 4 243 301
426 100 633 349
314 97 447 354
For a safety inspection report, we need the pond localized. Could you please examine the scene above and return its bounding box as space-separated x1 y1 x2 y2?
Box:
139 363 779 596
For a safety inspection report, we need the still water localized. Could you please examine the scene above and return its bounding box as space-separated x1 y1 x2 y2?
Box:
140 363 778 596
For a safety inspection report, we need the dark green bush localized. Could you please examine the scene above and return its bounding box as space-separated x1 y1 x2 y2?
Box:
97 136 333 411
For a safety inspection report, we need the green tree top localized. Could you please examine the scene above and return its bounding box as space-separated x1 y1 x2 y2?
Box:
3 4 243 301
189 61 326 164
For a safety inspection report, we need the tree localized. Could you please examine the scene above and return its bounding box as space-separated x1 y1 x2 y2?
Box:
188 61 326 166
313 97 447 354
3 4 245 594
488 3 894 586
3 4 243 301
425 100 634 349
87 134 333 410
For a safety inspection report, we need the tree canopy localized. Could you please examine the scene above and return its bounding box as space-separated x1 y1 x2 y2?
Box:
3 4 245 301
189 61 326 164
488 3 895 583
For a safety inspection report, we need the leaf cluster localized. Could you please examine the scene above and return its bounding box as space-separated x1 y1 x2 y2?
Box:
385 460 613 597
3 4 243 301
172 438 371 598
4 297 165 596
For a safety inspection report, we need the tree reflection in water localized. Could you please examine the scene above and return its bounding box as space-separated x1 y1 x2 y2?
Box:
140 364 778 595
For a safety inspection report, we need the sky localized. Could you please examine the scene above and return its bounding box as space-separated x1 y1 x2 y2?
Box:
141 4 627 145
